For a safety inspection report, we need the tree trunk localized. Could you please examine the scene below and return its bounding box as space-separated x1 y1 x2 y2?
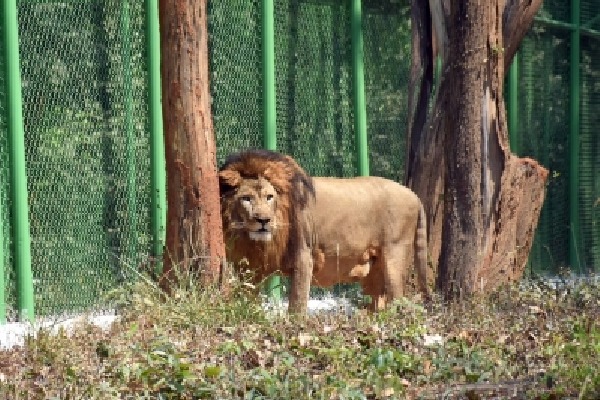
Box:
158 0 225 287
406 0 548 298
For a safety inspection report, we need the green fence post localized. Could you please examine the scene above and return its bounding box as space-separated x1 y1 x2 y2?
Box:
262 0 276 152
351 0 369 176
508 52 519 154
3 0 35 321
262 0 280 300
569 0 581 271
146 0 166 270
122 0 138 266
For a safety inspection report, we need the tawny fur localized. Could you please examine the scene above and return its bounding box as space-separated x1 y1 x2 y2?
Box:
219 150 314 277
219 149 430 312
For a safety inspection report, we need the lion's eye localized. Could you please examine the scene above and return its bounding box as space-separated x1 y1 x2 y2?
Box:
266 194 274 202
240 196 251 203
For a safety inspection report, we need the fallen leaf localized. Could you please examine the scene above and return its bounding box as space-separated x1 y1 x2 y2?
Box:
298 333 312 346
423 359 432 375
529 305 546 316
242 349 264 368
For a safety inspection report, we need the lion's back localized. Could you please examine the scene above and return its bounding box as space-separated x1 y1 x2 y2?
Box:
312 176 420 218
311 176 421 254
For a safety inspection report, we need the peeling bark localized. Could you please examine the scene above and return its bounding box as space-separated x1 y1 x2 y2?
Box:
159 0 225 288
406 0 547 297
503 0 546 68
406 0 433 183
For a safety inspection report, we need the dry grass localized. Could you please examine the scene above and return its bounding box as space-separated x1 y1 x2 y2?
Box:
0 271 598 399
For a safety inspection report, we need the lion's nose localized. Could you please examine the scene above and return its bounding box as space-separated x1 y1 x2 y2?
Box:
255 217 271 226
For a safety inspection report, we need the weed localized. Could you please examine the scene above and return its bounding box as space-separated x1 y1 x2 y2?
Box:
1 273 598 399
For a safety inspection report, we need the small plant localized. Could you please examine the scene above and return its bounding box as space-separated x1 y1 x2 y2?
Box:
1 275 598 399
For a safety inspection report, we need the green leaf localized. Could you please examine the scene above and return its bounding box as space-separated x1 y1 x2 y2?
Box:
204 365 222 379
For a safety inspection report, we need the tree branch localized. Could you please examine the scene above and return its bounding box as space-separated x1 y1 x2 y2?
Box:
502 0 543 69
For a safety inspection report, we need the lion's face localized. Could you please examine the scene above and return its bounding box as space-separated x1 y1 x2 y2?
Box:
220 149 316 280
229 177 278 242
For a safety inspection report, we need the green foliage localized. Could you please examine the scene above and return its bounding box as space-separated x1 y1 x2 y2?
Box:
1 277 599 399
2 0 599 326
209 0 412 181
14 0 153 316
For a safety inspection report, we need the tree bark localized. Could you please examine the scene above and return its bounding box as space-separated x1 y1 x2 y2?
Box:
158 0 225 288
406 0 548 298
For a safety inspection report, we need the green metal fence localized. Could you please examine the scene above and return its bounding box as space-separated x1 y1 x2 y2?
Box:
210 0 600 277
1 0 599 321
1 6 12 322
509 0 600 274
2 0 35 321
210 0 411 180
1 0 165 321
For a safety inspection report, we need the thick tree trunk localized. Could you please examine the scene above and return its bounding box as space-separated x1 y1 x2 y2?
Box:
158 0 225 287
406 0 548 297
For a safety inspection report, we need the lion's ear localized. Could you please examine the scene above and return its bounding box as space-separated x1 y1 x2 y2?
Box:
219 169 242 193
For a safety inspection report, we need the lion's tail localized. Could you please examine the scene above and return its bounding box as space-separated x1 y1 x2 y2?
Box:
414 202 430 300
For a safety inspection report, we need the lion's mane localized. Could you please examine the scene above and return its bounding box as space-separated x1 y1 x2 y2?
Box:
219 149 315 276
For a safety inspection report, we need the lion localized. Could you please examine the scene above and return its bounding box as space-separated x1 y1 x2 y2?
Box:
219 149 430 314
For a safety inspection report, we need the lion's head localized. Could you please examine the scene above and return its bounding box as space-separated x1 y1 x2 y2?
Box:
219 149 315 277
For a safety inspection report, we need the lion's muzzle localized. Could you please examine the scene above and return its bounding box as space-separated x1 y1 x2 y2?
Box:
249 230 273 241
248 216 274 241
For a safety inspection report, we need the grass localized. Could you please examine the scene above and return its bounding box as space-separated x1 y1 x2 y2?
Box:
0 271 598 399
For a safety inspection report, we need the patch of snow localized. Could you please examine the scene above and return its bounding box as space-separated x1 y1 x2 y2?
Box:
423 334 444 346
1 298 355 351
263 296 355 317
0 312 119 350
532 274 599 289
9 274 596 351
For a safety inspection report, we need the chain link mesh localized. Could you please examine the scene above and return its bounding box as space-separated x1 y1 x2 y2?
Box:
1 1 599 317
206 0 600 279
514 7 600 274
209 0 264 164
515 27 571 272
15 0 152 316
363 0 411 182
1 21 18 318
538 0 571 23
580 30 600 272
581 0 600 31
274 1 356 177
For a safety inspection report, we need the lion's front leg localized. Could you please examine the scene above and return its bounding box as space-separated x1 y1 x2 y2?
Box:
288 247 313 315
362 261 387 311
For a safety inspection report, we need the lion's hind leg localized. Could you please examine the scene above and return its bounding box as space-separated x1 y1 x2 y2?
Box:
381 242 412 305
361 263 386 311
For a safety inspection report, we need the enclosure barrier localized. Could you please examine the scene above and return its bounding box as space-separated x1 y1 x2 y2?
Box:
506 2 600 275
2 0 34 322
351 0 369 177
262 0 280 299
146 0 166 273
1 0 599 322
1 0 166 322
569 0 581 273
